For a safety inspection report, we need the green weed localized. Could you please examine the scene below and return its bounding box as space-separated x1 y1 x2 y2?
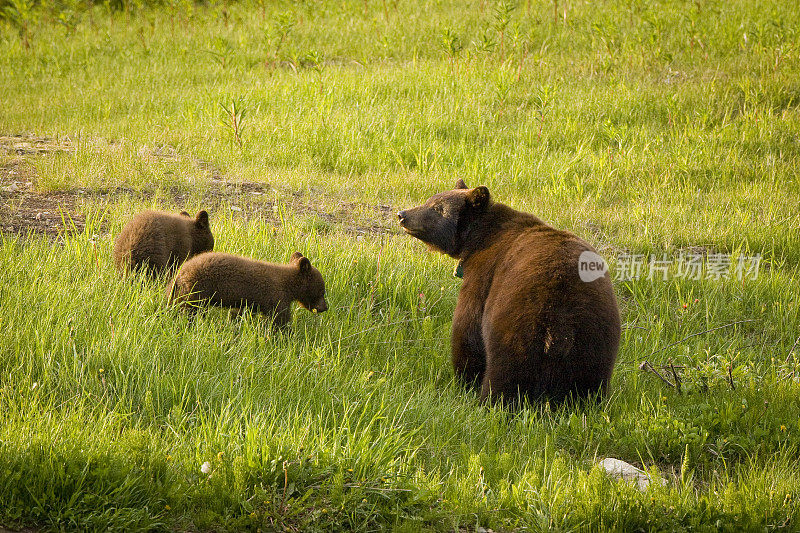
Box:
1 0 799 530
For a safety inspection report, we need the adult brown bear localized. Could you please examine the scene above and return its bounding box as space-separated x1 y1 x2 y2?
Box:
398 179 620 406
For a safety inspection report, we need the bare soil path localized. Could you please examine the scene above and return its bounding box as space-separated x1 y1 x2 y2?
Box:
1 134 397 240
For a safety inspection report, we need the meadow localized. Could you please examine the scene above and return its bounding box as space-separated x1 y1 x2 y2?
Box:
1 0 799 530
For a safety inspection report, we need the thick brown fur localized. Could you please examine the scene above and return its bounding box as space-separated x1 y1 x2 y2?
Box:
398 179 620 406
168 251 328 328
113 210 214 276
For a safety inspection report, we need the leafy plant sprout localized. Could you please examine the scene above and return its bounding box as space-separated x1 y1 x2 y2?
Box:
54 0 83 37
3 0 36 49
473 30 497 55
492 61 517 117
219 99 248 150
203 36 235 69
493 0 517 60
532 84 553 141
303 49 326 92
268 10 295 66
440 27 464 75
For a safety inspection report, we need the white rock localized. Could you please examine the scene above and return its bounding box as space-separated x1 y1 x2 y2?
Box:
599 458 664 492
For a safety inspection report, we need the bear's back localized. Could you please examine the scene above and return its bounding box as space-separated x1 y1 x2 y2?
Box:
113 210 193 273
477 223 620 401
175 252 291 310
487 226 611 303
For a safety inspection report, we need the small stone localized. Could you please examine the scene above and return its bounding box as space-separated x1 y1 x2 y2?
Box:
599 457 665 492
230 205 242 211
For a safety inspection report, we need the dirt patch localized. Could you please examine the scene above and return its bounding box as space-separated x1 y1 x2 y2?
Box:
79 178 398 236
1 134 84 239
202 179 398 236
0 133 75 156
0 135 398 240
0 157 86 239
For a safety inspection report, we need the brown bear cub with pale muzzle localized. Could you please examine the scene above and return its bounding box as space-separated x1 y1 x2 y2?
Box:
113 210 214 276
168 251 328 328
398 179 620 407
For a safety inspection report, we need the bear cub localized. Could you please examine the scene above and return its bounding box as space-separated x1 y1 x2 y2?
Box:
169 251 328 328
398 179 620 406
113 210 214 276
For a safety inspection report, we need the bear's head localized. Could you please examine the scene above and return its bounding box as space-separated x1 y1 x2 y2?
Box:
190 210 215 256
290 252 328 314
397 179 491 257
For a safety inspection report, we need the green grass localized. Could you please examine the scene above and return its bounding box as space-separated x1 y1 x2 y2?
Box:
1 0 800 530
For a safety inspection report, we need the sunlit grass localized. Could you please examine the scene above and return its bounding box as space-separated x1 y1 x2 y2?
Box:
1 0 800 530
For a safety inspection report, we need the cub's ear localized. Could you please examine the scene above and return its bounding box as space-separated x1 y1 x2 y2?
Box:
195 210 210 229
467 186 490 209
291 252 312 272
180 211 191 217
455 178 468 189
297 256 311 273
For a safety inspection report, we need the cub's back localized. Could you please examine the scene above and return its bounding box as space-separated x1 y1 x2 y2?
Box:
113 210 193 272
175 252 288 306
179 252 264 283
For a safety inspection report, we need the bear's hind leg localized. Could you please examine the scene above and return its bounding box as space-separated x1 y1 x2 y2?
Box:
451 327 486 391
479 358 524 406
452 296 490 391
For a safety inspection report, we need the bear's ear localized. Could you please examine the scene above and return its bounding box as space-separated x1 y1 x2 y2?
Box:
467 186 490 209
195 210 210 229
455 178 468 189
180 211 191 217
297 256 311 273
291 252 312 273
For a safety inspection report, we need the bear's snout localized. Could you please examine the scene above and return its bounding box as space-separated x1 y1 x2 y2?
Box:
313 299 328 313
397 208 421 233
